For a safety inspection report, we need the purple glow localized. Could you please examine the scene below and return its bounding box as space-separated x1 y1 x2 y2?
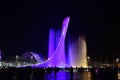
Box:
67 37 87 67
30 52 44 63
19 16 88 68
56 72 69 80
68 43 72 65
46 17 70 67
48 28 55 67
48 29 55 58
0 49 1 60
48 29 61 67
23 51 44 63
31 17 70 67
32 17 87 68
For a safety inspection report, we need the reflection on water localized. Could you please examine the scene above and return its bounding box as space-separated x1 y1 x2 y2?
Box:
46 71 92 80
0 67 119 80
118 72 120 80
84 72 91 80
40 70 118 80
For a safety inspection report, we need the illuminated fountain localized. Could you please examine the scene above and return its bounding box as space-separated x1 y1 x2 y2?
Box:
4 16 88 68
48 29 61 67
30 16 70 67
29 16 88 68
47 17 87 68
68 37 87 67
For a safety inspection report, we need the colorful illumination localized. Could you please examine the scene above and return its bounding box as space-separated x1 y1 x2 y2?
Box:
0 49 1 60
48 28 55 67
30 52 44 63
68 37 87 67
48 28 55 58
0 16 88 68
30 16 87 68
48 29 61 67
31 16 70 67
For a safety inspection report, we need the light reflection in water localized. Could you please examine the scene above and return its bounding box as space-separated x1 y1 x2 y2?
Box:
1 68 119 80
46 71 92 80
46 71 119 80
84 72 91 80
118 72 120 80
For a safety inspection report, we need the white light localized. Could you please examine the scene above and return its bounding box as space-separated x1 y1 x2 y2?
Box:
16 55 18 59
116 58 119 62
87 56 90 59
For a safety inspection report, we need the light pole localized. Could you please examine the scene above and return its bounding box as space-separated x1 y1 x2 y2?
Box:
116 58 119 68
16 55 18 66
116 58 119 63
16 55 18 61
87 56 90 67
31 56 33 64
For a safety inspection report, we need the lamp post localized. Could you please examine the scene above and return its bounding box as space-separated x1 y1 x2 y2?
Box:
16 55 18 66
87 56 90 67
16 55 18 61
31 56 33 64
116 58 119 67
116 58 119 63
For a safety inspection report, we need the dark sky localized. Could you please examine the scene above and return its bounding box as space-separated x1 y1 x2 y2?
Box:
0 0 120 61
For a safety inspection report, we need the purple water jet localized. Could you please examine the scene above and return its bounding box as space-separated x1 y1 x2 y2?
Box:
30 16 87 68
31 16 70 67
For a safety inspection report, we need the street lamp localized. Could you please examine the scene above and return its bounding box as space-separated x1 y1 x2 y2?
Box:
87 56 90 60
116 58 119 63
31 56 33 63
31 56 33 60
116 58 119 68
15 55 18 66
87 56 90 67
16 55 18 61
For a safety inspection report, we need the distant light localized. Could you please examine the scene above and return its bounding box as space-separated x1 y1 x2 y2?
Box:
31 56 33 59
116 58 119 62
87 56 90 59
16 55 18 59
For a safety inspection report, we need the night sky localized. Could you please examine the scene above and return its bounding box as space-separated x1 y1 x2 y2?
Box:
0 0 120 62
